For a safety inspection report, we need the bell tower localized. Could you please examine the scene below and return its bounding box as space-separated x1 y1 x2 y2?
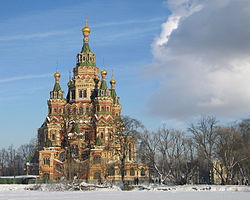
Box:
67 20 100 104
48 67 66 116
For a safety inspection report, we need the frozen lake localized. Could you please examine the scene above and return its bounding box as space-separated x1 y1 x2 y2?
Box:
0 191 249 200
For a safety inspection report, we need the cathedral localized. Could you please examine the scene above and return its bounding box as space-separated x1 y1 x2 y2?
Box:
38 20 148 182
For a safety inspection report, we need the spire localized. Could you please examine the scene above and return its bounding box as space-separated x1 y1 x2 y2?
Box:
110 69 116 89
81 19 91 53
110 69 117 102
100 63 108 90
53 65 61 92
101 62 107 80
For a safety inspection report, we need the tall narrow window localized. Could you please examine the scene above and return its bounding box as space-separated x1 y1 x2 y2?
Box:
79 107 83 114
101 107 105 112
130 168 135 176
86 107 89 113
84 90 87 98
72 90 75 100
85 131 89 141
73 108 76 114
101 132 104 139
54 108 57 114
141 168 146 176
52 134 55 140
79 90 83 98
129 143 132 161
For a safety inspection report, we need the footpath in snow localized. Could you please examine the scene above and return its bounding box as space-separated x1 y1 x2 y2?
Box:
0 184 249 200
0 183 249 192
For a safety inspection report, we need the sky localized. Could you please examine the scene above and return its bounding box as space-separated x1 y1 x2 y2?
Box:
0 0 250 147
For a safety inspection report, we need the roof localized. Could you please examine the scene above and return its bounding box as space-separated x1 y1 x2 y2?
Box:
53 82 61 92
81 43 91 53
100 80 107 90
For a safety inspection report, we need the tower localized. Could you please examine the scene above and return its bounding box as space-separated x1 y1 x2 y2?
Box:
38 19 148 182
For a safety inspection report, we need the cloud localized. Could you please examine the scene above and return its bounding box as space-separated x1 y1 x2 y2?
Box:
0 31 69 41
0 74 51 83
143 0 250 121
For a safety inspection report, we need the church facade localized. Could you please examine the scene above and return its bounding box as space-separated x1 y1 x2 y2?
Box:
38 20 148 182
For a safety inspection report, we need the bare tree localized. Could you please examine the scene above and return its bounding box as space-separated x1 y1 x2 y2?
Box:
188 116 218 184
113 116 143 185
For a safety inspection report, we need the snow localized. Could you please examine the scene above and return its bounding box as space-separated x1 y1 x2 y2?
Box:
54 159 63 164
0 175 39 179
0 190 249 200
0 184 249 200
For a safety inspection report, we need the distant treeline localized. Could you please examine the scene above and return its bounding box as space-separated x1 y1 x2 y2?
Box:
0 116 249 185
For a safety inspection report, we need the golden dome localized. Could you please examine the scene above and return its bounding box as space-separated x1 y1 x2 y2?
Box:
82 20 91 35
110 79 116 85
54 67 61 78
54 71 60 78
101 69 107 76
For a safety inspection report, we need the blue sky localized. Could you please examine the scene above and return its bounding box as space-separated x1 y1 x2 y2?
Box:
0 0 169 147
1 0 250 148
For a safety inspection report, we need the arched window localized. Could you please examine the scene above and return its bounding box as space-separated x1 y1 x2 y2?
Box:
108 167 115 176
59 108 62 113
79 90 83 98
86 107 89 113
107 107 110 112
79 107 83 114
130 168 135 176
84 90 87 98
101 132 104 139
43 158 50 166
109 133 112 139
94 172 101 180
43 173 50 180
55 164 62 172
141 168 146 176
54 108 57 114
101 107 105 112
52 134 55 140
93 156 101 164
85 131 89 141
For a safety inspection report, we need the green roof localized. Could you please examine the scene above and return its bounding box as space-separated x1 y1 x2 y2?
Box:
53 82 61 92
100 80 107 90
111 89 116 102
81 43 91 53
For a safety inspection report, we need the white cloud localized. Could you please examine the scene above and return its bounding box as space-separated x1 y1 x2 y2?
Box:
143 0 250 121
0 74 51 83
0 31 69 41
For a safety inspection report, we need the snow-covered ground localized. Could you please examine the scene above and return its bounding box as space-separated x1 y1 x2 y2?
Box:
0 184 249 200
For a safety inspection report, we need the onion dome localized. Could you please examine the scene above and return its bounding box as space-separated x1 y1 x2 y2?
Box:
101 68 107 76
101 64 107 79
54 67 61 81
110 70 116 85
54 70 60 79
53 66 61 91
82 20 91 36
110 79 116 85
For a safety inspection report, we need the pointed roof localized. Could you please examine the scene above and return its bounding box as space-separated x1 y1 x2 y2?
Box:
53 82 61 92
53 66 62 92
81 43 91 53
